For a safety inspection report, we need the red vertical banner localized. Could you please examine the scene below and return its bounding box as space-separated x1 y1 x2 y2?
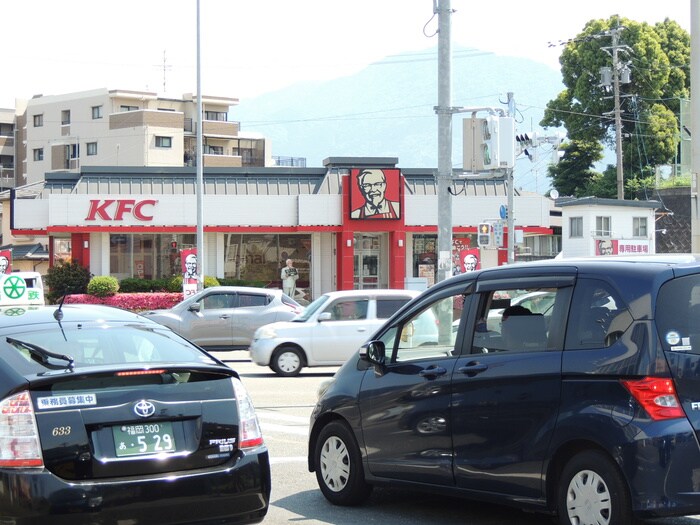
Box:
0 250 12 274
181 248 198 298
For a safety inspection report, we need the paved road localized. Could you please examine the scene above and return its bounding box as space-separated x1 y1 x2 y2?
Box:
216 353 700 525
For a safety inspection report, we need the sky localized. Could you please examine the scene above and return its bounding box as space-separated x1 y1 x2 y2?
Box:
1 0 692 109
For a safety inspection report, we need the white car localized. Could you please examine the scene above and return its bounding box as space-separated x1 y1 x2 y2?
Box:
249 289 420 376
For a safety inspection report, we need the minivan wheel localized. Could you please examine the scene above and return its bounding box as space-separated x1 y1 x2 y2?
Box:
314 420 372 506
557 450 632 525
270 347 303 377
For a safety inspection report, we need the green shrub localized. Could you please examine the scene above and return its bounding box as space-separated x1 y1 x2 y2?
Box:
119 278 152 293
168 275 184 292
204 276 220 288
45 261 92 304
218 278 267 288
118 278 173 293
168 275 220 292
87 276 120 297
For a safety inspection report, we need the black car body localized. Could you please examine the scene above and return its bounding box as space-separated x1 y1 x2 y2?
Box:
308 256 700 525
0 304 270 524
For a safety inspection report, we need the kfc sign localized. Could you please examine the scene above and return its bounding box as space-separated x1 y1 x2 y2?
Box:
85 199 157 221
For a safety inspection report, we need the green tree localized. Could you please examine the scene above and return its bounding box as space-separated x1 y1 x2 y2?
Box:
546 139 603 197
541 15 689 197
44 260 92 303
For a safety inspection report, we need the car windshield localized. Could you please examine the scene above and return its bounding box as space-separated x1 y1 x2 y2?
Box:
293 294 330 322
2 322 217 373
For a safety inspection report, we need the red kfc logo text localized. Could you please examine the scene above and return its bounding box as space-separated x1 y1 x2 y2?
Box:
85 199 157 221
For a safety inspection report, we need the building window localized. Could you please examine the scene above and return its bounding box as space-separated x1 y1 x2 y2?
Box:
33 114 43 127
87 142 98 156
633 217 648 237
65 144 79 159
205 145 223 155
61 110 71 125
155 136 172 148
33 148 44 161
595 216 611 237
569 217 583 238
92 106 103 119
120 105 138 112
204 110 227 121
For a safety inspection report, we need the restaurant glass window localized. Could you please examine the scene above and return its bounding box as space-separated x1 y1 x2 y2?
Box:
223 233 311 303
109 234 196 280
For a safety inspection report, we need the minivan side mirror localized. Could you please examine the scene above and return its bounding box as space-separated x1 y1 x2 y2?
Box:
318 312 332 322
360 340 386 366
188 302 201 313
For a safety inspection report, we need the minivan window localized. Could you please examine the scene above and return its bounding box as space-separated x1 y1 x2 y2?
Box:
565 278 632 350
382 292 466 362
471 287 567 354
657 275 700 353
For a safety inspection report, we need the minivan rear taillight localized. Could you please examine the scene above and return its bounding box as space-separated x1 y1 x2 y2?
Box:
621 377 685 421
231 378 264 450
0 391 43 467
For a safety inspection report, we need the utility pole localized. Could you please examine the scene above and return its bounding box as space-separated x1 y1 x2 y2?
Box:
195 0 204 291
692 0 700 251
435 0 453 282
612 28 624 200
506 93 515 264
601 27 627 200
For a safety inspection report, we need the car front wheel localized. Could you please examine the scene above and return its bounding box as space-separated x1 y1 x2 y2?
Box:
314 420 372 506
270 346 303 377
557 450 632 525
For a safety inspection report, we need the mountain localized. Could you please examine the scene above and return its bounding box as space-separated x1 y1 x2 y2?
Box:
232 46 565 193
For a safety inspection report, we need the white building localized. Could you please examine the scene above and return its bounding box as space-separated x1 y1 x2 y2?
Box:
560 197 661 257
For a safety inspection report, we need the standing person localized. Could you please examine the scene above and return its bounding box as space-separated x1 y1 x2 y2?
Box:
350 169 400 219
281 259 298 298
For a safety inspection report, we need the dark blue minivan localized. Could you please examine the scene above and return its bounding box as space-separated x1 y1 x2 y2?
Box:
308 256 700 525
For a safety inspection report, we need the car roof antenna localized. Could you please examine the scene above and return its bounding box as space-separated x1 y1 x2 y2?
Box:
53 295 66 322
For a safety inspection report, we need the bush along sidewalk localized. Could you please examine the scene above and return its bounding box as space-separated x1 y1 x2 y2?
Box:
63 292 181 312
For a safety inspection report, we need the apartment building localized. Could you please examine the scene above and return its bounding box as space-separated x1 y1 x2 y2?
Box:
13 88 271 187
0 108 14 189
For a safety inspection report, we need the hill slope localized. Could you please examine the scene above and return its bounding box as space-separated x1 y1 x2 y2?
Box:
232 46 564 193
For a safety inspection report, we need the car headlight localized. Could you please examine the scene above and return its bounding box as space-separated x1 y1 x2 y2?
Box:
255 325 277 340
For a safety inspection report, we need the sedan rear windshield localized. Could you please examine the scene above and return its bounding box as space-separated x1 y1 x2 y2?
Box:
656 275 700 353
1 322 217 374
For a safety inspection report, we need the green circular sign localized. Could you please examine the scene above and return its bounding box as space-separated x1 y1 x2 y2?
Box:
3 276 26 300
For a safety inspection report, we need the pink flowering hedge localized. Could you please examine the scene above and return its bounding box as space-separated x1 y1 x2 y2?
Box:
64 293 182 312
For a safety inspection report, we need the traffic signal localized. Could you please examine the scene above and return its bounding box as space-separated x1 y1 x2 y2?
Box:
480 116 499 170
463 116 515 171
477 222 493 248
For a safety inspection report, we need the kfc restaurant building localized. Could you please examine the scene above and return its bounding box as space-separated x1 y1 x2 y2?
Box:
10 158 555 301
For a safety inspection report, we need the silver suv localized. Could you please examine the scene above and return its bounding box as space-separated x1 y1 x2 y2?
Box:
143 286 302 351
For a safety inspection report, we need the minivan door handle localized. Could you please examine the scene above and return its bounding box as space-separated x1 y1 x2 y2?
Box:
419 365 447 378
458 362 488 377
219 314 230 319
